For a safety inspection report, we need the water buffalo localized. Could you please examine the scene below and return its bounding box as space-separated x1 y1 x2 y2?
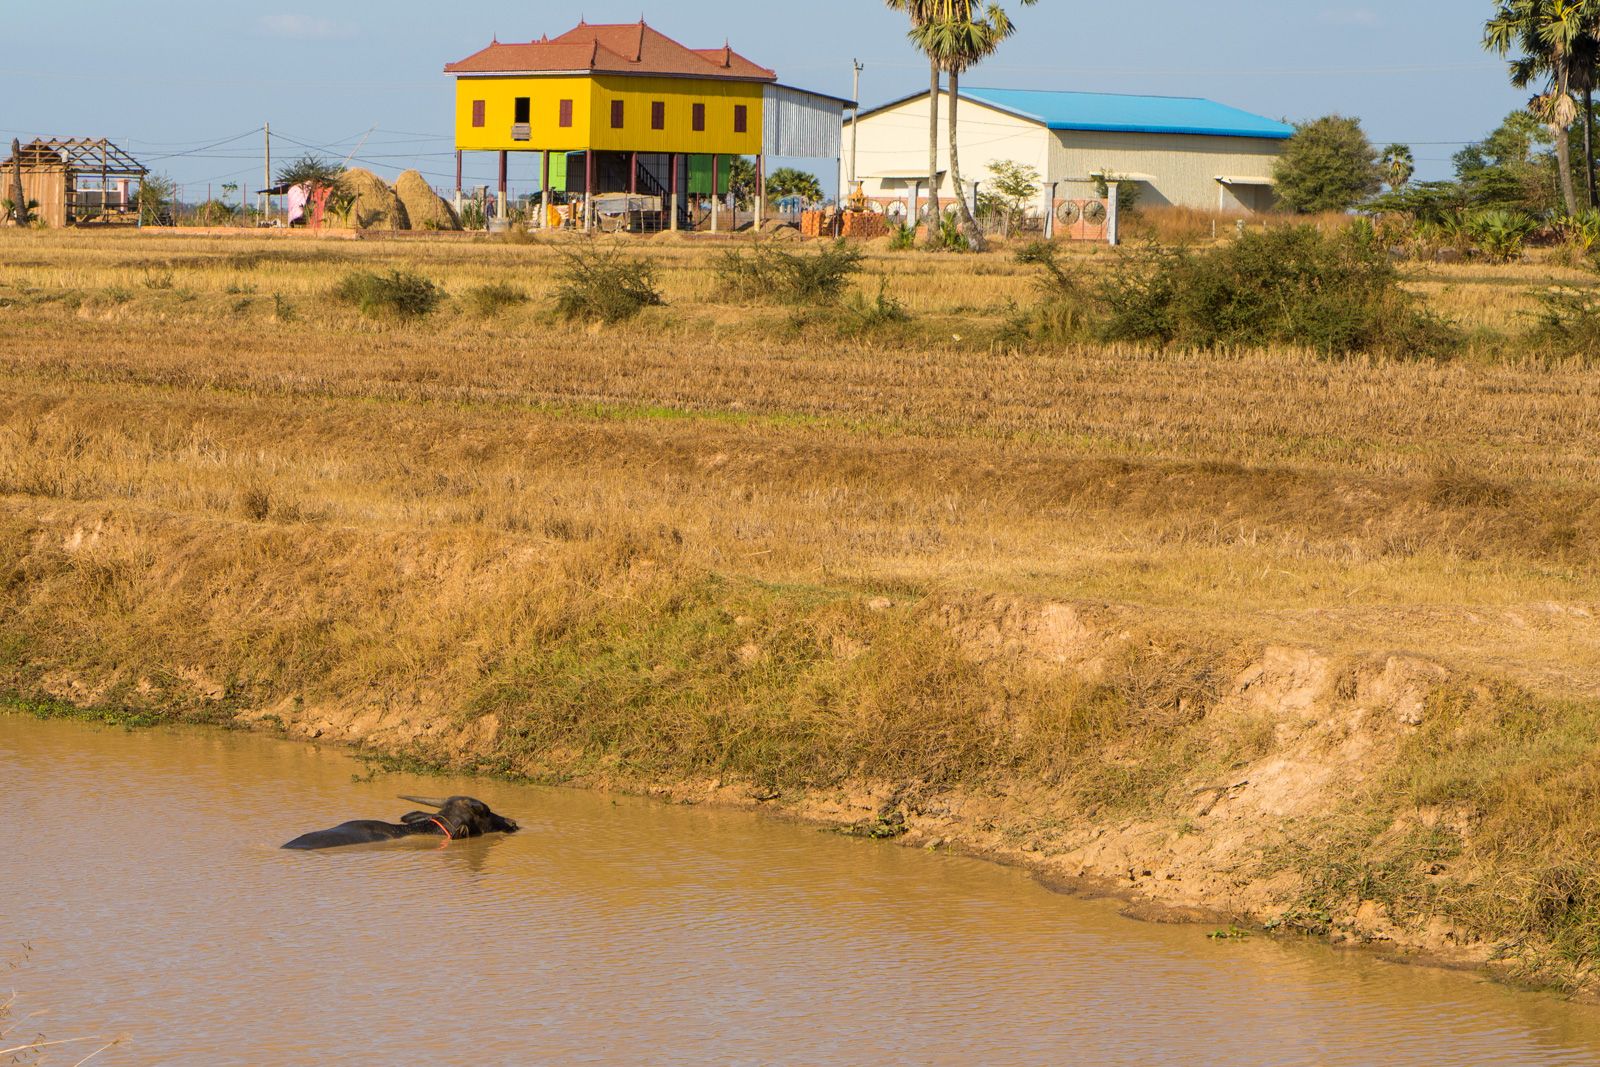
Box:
281 795 520 850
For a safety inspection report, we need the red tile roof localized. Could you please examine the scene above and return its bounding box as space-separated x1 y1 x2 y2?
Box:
445 20 776 81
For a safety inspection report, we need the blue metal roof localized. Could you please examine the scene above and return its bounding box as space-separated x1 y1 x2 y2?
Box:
959 87 1294 140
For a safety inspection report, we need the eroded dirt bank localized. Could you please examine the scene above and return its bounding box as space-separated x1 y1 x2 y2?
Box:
8 504 1596 995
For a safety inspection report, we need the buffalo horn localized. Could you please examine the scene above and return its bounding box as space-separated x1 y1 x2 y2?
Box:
397 794 449 808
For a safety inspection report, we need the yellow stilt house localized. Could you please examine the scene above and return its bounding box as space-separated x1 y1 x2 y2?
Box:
445 20 849 231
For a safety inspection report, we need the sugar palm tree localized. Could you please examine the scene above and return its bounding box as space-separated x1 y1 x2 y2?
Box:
885 0 944 237
1485 0 1599 214
1380 144 1415 191
913 0 1037 247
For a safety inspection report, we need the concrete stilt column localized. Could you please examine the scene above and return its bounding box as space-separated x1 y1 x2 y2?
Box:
496 151 508 220
670 154 679 232
583 151 594 233
711 155 720 233
540 151 550 229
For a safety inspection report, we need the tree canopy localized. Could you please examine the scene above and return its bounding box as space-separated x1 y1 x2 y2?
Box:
764 168 824 204
1272 115 1382 213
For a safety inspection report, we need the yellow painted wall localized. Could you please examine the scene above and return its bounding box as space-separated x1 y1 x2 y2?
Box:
454 76 594 152
453 74 764 154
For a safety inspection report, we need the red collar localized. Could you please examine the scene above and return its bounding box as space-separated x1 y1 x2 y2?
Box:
428 817 454 847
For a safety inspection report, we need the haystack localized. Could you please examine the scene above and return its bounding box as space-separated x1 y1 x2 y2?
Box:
395 170 459 231
342 168 408 230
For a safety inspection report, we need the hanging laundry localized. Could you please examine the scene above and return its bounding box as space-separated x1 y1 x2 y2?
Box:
287 183 311 225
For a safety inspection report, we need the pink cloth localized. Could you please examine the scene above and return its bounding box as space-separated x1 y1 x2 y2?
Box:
287 183 310 225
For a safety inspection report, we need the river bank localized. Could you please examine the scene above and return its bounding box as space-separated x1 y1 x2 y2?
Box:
4 229 1599 998
8 567 1597 996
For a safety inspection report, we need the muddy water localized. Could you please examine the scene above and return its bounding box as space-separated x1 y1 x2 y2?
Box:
7 715 1600 1066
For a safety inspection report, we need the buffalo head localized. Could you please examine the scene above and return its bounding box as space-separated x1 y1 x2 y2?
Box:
397 794 521 839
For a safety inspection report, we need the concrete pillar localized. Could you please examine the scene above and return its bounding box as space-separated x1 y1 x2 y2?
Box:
454 150 463 215
540 151 551 229
756 153 765 231
670 153 679 232
496 151 508 220
584 151 595 233
711 154 720 233
1044 181 1057 240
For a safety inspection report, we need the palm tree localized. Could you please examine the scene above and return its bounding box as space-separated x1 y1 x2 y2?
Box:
1380 144 1415 191
1568 30 1600 205
1485 0 1599 215
885 0 943 239
913 0 1037 247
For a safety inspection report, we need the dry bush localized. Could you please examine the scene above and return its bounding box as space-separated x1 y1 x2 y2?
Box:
551 242 663 323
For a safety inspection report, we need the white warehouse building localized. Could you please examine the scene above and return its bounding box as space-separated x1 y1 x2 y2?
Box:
843 87 1294 217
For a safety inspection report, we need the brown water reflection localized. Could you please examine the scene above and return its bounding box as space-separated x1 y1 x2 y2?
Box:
7 713 1600 1066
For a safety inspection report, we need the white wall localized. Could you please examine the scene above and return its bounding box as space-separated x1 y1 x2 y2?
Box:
844 92 1288 214
842 93 1045 205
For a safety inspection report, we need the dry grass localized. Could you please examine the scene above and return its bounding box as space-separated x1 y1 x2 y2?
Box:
3 227 1600 986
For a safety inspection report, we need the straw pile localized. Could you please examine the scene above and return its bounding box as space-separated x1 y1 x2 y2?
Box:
342 168 408 230
395 170 459 231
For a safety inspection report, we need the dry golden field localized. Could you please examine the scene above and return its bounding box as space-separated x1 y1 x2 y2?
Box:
3 226 1600 986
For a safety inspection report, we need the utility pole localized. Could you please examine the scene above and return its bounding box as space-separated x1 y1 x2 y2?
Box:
9 139 24 227
263 122 271 223
849 59 863 188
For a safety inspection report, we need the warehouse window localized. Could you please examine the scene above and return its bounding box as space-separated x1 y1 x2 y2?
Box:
651 101 665 131
733 105 747 134
611 100 625 129
692 103 705 132
514 97 531 124
559 99 574 128
471 101 485 128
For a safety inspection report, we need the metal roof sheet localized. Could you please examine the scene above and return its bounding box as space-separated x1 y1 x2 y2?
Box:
960 87 1294 140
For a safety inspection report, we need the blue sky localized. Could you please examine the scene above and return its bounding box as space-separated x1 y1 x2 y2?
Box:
6 2 1525 199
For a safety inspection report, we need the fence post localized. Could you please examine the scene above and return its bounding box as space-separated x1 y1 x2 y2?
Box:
1107 183 1120 247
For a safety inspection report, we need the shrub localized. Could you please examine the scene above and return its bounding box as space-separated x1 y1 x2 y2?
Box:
844 278 910 329
1530 285 1600 360
888 221 917 251
333 269 443 319
715 240 864 304
1006 241 1097 344
551 243 664 323
465 282 530 316
1100 224 1455 356
1466 209 1537 262
459 200 487 231
936 212 970 252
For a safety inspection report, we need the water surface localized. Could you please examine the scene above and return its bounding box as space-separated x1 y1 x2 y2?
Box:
7 713 1600 1065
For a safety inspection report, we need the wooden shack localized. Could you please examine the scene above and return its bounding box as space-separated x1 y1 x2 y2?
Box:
2 139 147 227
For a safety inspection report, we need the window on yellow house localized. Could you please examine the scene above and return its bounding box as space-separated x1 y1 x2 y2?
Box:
471 101 485 128
651 101 665 130
734 105 747 134
611 100 625 129
692 104 706 132
514 97 531 124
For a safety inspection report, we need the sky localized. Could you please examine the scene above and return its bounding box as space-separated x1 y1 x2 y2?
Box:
5 1 1528 201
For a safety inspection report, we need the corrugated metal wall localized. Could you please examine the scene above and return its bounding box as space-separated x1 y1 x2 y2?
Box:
1049 130 1282 210
764 86 844 158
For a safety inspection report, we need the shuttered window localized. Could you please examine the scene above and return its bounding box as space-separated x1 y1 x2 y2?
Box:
559 99 573 128
471 100 485 128
651 101 665 131
611 100 625 129
733 105 747 134
692 103 705 132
